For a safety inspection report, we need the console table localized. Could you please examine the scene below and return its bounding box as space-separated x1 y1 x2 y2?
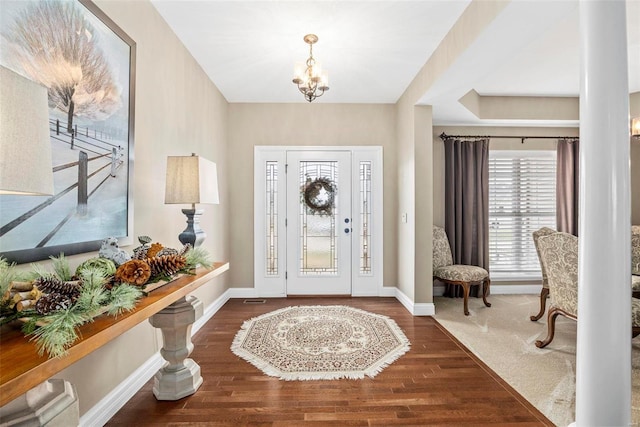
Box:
0 262 229 424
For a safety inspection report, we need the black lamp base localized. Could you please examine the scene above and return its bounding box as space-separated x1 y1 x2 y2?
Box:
179 208 206 247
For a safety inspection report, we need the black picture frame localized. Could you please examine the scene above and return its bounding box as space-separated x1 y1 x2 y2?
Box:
0 0 136 264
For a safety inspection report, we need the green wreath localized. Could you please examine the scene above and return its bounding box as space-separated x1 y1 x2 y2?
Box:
301 177 337 215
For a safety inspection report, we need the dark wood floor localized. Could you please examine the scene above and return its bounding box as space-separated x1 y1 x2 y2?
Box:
106 297 553 426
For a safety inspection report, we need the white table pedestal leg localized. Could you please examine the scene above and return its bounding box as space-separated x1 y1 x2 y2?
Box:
149 295 203 400
0 379 78 426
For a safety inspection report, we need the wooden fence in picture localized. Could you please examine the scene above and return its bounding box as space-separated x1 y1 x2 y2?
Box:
0 120 126 247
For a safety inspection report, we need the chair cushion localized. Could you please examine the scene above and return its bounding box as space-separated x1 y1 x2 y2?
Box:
633 275 640 291
433 265 488 283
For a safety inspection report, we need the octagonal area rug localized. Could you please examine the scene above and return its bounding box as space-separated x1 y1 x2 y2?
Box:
231 305 411 380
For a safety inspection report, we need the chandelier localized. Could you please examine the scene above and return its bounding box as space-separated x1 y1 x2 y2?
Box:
292 34 329 102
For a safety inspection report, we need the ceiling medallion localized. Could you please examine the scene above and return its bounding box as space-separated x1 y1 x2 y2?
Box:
292 34 329 102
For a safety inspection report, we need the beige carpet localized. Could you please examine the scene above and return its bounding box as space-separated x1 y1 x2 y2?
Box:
434 294 640 427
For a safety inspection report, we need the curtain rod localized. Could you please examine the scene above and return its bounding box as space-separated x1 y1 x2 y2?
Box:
439 132 579 144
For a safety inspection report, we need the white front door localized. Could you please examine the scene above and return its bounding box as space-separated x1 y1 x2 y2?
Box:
285 151 352 294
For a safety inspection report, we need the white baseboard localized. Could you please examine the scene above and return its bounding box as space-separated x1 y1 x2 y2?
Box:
228 287 260 299
81 289 233 427
394 287 435 316
193 289 232 334
378 286 397 297
80 353 165 427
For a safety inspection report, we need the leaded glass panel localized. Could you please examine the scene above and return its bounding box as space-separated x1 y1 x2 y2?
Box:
359 161 372 274
265 161 278 275
299 161 338 275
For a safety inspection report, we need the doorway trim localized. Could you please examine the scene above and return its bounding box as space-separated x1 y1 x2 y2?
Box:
254 146 383 297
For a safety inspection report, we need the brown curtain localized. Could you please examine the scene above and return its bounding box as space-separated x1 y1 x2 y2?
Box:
443 138 490 297
556 139 579 236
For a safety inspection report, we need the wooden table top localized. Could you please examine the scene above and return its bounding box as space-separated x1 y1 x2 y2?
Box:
0 262 229 407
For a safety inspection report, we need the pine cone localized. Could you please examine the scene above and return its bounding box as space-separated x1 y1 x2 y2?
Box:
132 245 149 260
115 260 151 286
146 243 164 259
147 255 187 277
156 247 178 257
34 277 81 300
35 292 73 315
179 244 192 256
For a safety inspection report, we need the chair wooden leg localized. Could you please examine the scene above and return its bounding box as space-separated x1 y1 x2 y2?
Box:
535 307 560 348
462 283 470 316
530 287 549 322
482 279 491 308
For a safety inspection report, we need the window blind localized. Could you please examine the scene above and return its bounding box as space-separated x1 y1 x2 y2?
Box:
488 150 556 275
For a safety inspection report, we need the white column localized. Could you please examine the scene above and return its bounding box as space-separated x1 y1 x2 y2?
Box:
576 0 631 425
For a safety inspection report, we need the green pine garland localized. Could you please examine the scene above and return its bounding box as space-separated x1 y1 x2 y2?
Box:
25 261 144 358
1 242 212 359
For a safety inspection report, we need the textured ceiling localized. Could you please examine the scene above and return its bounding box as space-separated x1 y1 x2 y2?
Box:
151 0 640 125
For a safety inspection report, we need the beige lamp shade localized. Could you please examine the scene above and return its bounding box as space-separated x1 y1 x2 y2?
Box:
0 66 54 196
165 154 220 205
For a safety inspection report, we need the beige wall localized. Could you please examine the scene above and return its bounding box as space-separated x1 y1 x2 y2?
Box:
42 0 231 416
227 103 397 289
394 1 508 304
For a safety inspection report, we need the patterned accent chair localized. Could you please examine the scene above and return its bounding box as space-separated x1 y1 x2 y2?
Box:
432 225 491 316
535 231 640 348
633 226 640 297
530 227 557 321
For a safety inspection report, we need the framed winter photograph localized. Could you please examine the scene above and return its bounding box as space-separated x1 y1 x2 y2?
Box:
0 0 135 263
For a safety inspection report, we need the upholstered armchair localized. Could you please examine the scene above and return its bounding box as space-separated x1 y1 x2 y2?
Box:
530 227 557 321
535 231 640 348
432 225 491 316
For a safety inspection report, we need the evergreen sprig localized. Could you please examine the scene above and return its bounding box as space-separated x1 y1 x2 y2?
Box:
29 308 85 358
49 253 73 281
184 247 212 269
107 284 143 316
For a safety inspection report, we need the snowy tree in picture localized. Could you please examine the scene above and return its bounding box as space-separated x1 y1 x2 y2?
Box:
4 1 121 133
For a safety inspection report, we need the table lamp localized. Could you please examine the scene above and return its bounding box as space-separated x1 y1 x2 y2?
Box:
164 153 219 247
0 66 54 196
